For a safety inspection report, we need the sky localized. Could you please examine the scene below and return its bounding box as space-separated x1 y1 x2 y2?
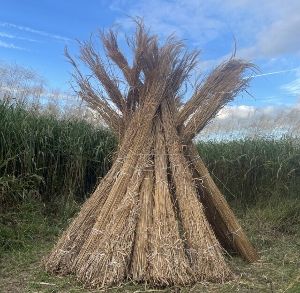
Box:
0 0 300 120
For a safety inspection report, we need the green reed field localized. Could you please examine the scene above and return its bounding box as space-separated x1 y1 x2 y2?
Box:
0 102 299 292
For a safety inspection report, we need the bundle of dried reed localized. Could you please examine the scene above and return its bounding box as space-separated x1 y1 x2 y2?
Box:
44 21 258 289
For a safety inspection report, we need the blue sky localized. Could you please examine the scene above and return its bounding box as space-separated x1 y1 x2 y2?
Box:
0 0 300 113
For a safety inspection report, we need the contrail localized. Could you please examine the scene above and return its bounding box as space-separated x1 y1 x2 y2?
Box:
249 68 299 78
0 22 71 42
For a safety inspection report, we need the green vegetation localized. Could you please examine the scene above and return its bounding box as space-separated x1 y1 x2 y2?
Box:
0 102 116 211
1 102 298 210
1 102 299 292
198 138 300 206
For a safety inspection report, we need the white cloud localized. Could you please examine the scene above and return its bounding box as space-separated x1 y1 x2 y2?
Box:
217 105 256 119
112 0 300 60
281 78 300 96
201 102 300 138
0 40 25 50
240 14 300 59
0 22 71 43
112 0 226 46
0 31 39 43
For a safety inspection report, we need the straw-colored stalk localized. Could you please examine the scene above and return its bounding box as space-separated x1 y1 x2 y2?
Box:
185 143 259 262
130 168 154 281
147 116 192 285
161 101 232 281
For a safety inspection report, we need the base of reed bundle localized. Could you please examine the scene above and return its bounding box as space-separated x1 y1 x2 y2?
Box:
45 259 235 290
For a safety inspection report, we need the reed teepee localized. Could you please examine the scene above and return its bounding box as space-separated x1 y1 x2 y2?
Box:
44 22 258 288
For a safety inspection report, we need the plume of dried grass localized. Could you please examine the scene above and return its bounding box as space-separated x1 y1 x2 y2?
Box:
44 20 258 289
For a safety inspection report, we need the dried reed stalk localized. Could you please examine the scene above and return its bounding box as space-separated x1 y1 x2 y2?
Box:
73 134 154 288
130 168 154 281
162 101 232 281
147 115 192 286
180 60 253 142
44 163 120 273
186 143 259 262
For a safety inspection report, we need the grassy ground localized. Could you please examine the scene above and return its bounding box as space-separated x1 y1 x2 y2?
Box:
1 197 299 293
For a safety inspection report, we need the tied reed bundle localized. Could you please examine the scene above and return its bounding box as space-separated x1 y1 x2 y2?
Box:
44 20 258 289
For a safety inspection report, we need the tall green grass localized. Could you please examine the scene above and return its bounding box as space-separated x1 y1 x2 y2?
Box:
0 102 117 210
0 102 299 211
198 138 300 206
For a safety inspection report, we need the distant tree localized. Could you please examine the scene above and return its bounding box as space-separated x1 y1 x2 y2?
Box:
0 62 44 107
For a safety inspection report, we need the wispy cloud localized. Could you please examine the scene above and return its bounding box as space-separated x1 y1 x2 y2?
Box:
0 39 25 50
0 31 39 42
281 78 300 96
112 0 300 59
0 22 71 42
111 0 224 46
